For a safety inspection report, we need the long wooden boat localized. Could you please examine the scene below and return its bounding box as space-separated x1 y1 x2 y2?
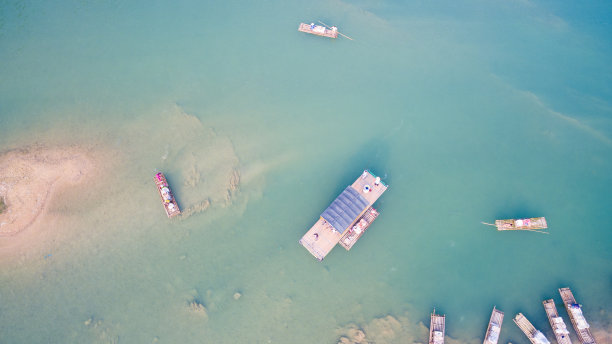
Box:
542 299 572 344
559 287 597 344
483 306 504 344
429 309 445 344
482 217 548 234
298 22 338 38
513 313 551 344
299 170 388 261
154 172 181 218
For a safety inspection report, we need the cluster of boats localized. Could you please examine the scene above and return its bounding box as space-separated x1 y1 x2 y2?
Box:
152 169 596 343
298 169 550 262
429 287 597 344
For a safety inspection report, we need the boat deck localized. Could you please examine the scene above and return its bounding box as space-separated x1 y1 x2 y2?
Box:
559 288 597 344
351 170 387 204
514 313 550 344
495 217 547 231
543 299 572 344
483 306 504 344
299 217 342 261
298 23 338 38
429 310 445 344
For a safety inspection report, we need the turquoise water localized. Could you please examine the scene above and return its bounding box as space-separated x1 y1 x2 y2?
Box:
1 1 611 343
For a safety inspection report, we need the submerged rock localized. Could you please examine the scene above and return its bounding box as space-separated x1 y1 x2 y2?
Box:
337 336 351 344
83 316 103 328
341 327 367 343
181 199 210 217
229 169 240 192
353 329 366 342
188 300 208 318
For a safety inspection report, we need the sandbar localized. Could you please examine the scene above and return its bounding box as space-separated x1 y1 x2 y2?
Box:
0 145 93 236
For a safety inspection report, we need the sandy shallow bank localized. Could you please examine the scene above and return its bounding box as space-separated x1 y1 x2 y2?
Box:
0 145 94 236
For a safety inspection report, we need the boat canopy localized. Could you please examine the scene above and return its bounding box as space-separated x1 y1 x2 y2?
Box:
313 26 325 33
433 331 444 344
487 323 500 342
321 186 369 234
569 304 590 329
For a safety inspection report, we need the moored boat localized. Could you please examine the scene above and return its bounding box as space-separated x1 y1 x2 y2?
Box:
559 287 597 344
338 207 379 250
482 217 548 234
514 313 551 344
154 172 181 218
483 306 504 344
542 299 572 344
298 22 338 38
429 309 445 344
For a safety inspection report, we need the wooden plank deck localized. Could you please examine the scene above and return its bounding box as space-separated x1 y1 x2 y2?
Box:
429 309 445 344
559 288 597 344
298 23 338 38
483 306 504 344
351 170 388 205
514 313 551 344
299 217 341 261
339 207 379 250
543 299 572 344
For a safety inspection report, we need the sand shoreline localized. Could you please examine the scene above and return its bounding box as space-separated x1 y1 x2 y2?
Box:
0 145 95 237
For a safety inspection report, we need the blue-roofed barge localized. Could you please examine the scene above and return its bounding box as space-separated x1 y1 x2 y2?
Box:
299 170 388 261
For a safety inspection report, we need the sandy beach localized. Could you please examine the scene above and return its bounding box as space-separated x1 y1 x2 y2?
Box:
0 145 94 237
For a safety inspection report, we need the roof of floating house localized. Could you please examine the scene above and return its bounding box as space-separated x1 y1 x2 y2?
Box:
321 186 370 234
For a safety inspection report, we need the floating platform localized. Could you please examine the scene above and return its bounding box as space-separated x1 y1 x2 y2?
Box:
298 22 338 38
513 313 551 344
483 306 504 344
299 170 388 261
543 299 572 344
154 172 181 218
559 287 597 344
429 309 445 344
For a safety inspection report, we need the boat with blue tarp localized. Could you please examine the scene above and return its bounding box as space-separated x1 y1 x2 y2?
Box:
299 170 388 261
560 287 597 344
